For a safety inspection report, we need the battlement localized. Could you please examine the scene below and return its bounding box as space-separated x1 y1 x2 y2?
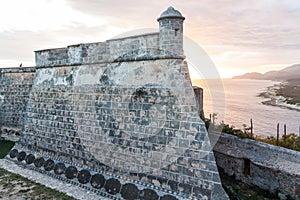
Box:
35 7 186 68
35 33 164 67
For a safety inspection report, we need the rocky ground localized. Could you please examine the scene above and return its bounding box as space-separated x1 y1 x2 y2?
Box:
258 79 300 111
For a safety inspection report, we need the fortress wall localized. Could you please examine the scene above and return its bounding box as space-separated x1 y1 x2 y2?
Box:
213 133 300 199
7 58 228 199
0 67 36 140
107 33 160 61
35 33 160 67
35 48 68 67
5 7 229 199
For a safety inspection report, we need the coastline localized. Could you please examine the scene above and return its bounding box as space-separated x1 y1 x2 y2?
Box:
258 81 300 112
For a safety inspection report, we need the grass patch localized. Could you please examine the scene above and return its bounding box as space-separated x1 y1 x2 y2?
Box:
0 141 72 199
18 189 31 193
207 120 300 152
0 168 74 199
31 182 74 199
219 167 279 200
0 140 15 158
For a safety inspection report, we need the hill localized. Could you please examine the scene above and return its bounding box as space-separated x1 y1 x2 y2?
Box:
233 64 300 81
232 72 265 80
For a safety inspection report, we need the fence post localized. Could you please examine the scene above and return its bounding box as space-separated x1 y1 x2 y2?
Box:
298 126 300 147
276 123 279 146
212 113 216 128
250 118 253 138
284 124 286 147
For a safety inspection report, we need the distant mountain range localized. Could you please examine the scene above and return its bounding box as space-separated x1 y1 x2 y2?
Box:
233 64 300 81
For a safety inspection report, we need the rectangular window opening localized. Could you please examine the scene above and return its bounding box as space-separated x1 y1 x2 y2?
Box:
243 158 251 176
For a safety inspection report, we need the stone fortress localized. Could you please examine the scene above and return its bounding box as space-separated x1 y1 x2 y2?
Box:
0 7 229 199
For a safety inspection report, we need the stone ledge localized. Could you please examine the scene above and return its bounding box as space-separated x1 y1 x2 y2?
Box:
34 55 186 68
107 32 159 42
0 66 36 73
213 132 300 199
214 132 300 164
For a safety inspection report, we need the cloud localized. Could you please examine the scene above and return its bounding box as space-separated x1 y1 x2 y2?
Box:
187 1 300 48
0 0 107 32
0 0 299 77
0 24 128 67
64 0 300 50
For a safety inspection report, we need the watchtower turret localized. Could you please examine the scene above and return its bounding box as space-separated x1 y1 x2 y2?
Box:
157 6 185 57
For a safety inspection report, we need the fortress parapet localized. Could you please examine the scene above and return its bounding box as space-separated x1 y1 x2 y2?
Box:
35 7 185 67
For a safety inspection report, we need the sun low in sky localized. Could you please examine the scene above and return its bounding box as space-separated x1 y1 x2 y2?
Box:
0 0 299 78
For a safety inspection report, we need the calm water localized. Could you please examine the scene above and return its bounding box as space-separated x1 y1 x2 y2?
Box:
193 79 300 137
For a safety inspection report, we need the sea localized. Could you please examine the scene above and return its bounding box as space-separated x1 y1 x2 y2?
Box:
193 79 300 137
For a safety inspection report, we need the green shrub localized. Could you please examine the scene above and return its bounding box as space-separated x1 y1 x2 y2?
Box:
0 140 15 158
205 117 300 152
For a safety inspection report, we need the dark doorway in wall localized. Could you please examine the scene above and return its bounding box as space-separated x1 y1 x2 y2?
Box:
243 158 251 176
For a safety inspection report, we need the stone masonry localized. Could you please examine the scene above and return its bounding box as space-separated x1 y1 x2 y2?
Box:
213 132 300 200
0 67 36 140
4 7 228 199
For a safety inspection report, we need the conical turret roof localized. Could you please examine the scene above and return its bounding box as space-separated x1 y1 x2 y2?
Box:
157 6 185 21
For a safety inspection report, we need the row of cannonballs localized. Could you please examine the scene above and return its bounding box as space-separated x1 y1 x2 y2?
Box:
2 129 20 136
9 149 177 200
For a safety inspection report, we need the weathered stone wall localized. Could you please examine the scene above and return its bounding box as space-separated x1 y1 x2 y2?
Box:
0 67 35 140
5 7 229 200
193 86 204 117
8 59 228 199
158 18 184 57
213 132 300 200
35 33 162 67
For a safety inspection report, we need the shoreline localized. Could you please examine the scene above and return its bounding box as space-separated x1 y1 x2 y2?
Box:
258 81 300 112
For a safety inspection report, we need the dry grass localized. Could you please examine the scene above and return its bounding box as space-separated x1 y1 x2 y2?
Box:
0 167 74 200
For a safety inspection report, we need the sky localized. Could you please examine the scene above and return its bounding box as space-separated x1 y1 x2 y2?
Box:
0 0 300 78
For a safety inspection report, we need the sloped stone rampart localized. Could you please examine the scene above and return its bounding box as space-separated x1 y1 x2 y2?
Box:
8 59 228 199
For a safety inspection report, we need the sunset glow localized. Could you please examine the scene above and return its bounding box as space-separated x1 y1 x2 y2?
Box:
0 0 299 78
